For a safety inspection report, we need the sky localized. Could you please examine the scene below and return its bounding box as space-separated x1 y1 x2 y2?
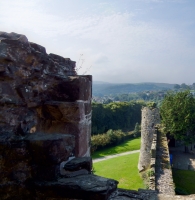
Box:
1 0 195 84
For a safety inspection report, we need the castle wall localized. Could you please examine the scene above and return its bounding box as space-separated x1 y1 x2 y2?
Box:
138 107 160 172
155 130 175 195
148 128 157 190
0 32 92 199
138 107 175 196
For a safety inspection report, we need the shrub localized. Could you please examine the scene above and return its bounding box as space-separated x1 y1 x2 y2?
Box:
133 122 141 138
91 133 110 152
91 129 134 153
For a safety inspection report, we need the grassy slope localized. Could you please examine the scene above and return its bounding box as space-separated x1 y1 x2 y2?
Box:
172 169 195 194
93 153 145 190
92 137 141 159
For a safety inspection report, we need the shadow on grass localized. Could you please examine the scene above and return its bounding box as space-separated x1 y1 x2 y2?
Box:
92 137 141 159
172 168 195 195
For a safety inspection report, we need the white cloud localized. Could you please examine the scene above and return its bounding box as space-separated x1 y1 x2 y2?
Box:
0 0 195 84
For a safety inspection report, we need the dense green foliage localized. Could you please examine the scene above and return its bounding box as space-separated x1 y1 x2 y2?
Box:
92 137 141 159
133 122 141 138
92 101 145 135
91 129 132 153
160 90 195 146
93 153 145 190
172 169 195 194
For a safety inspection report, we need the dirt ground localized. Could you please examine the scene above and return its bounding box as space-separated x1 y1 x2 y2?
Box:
169 144 195 170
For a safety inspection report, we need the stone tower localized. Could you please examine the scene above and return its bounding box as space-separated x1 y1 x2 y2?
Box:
138 107 160 172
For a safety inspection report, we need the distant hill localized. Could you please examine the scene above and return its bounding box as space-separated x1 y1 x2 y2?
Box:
92 81 175 96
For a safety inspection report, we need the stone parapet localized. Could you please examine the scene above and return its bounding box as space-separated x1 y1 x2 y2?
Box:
155 131 175 195
149 129 157 190
35 175 118 200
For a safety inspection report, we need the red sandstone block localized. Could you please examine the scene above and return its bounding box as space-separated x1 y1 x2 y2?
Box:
47 75 92 102
26 133 75 165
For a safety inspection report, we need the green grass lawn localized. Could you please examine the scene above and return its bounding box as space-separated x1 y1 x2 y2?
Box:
172 169 195 194
92 137 141 159
93 152 145 190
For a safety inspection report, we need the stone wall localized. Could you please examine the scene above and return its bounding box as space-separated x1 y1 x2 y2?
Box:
137 107 195 199
148 128 157 190
138 107 160 172
138 106 195 199
155 129 175 195
0 31 92 157
138 107 175 195
0 32 92 199
148 128 175 195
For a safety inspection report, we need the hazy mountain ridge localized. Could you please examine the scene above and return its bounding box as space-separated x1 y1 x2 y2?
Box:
93 81 175 96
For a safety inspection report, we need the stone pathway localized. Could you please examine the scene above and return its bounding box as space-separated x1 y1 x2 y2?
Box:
155 132 175 195
93 150 140 163
169 145 195 171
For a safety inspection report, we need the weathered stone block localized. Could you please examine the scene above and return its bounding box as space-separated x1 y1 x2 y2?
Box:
64 157 92 172
26 133 75 181
0 183 34 200
35 174 118 200
35 118 91 157
26 133 75 164
39 101 86 122
0 135 32 183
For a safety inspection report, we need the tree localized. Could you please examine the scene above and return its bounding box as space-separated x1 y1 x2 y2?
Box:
133 122 141 137
146 101 156 109
160 90 195 152
92 101 145 135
